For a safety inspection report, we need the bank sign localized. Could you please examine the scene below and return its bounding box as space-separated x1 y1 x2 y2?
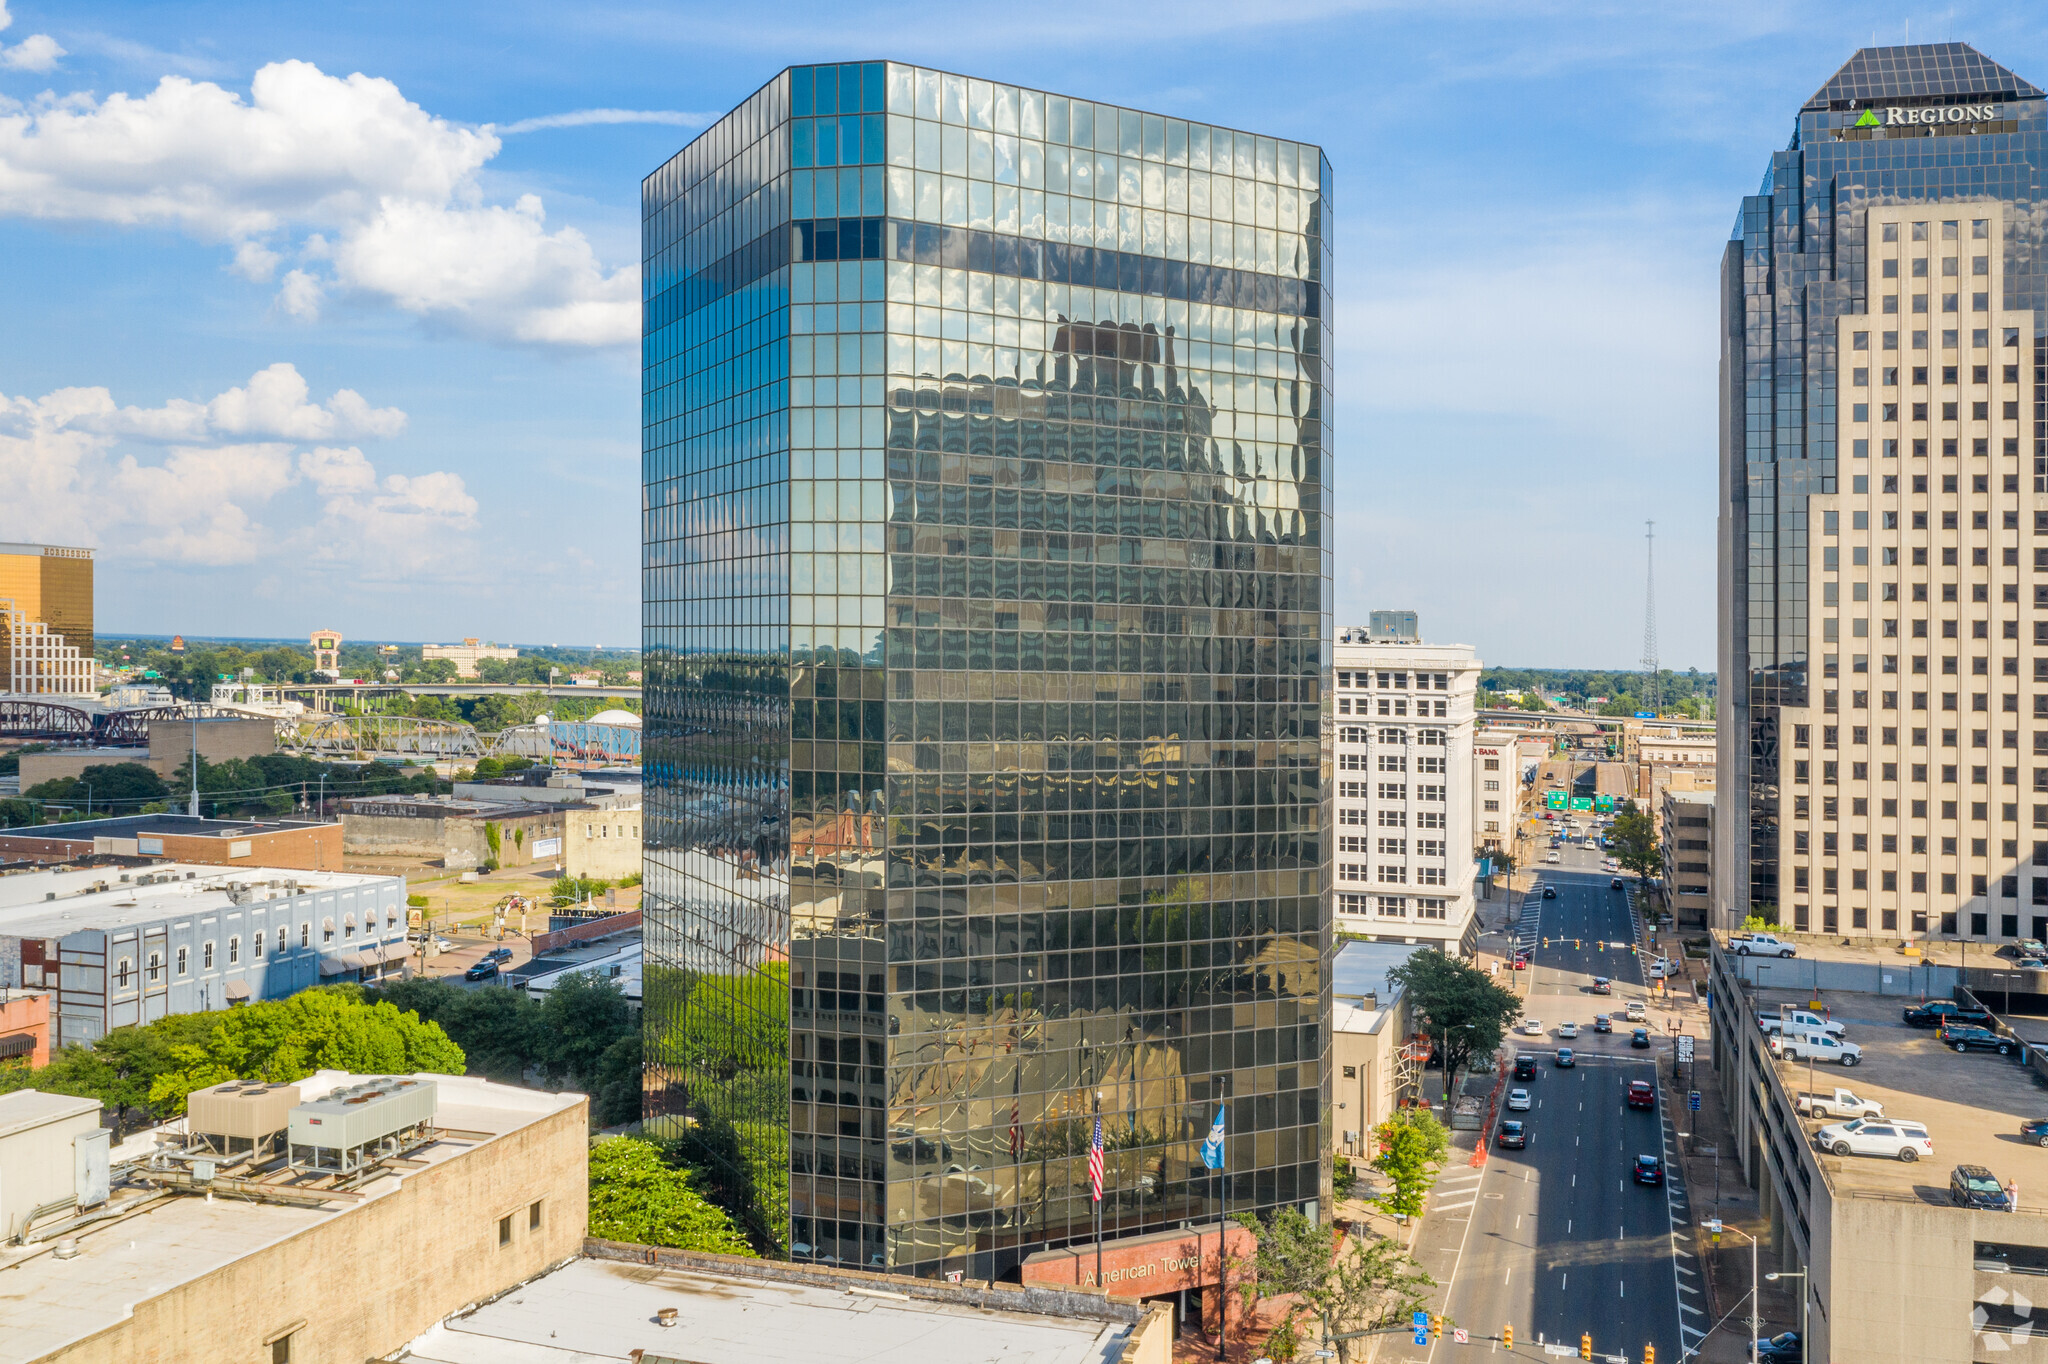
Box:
1854 104 2001 128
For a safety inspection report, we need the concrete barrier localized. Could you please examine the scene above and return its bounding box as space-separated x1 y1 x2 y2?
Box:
1719 954 1958 998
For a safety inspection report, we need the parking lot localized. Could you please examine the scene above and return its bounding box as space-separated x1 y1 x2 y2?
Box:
1756 984 2048 1206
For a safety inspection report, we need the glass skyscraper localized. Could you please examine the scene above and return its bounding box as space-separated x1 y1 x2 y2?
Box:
1719 45 2048 931
641 62 1332 1281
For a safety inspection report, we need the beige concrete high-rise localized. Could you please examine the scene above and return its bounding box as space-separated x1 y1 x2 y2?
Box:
0 542 94 697
1773 197 2046 941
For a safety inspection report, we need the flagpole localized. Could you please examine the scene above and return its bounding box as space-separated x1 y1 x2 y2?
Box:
1093 1091 1104 1292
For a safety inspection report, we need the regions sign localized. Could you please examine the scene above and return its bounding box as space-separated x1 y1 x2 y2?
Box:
1854 103 2002 128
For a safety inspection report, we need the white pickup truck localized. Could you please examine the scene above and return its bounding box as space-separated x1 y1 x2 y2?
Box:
1796 1087 1884 1120
1757 1008 1847 1039
1769 1030 1862 1066
1730 932 1797 958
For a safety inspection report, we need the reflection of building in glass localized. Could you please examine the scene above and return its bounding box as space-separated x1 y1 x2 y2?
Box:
0 542 94 696
643 62 1332 1281
1718 44 2048 941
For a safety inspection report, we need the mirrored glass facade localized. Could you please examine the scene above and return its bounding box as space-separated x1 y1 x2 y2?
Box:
644 61 1332 1281
1719 43 2048 920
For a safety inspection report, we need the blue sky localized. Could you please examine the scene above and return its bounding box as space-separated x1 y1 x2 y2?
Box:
2 3 2043 666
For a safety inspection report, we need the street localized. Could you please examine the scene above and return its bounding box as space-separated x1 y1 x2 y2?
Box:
1392 850 1700 1363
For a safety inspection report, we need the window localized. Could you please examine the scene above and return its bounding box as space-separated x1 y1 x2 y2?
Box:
1415 898 1448 921
114 957 133 988
253 931 264 959
322 918 335 944
147 951 162 983
1377 837 1407 855
228 936 240 965
300 923 310 948
176 945 188 976
1377 865 1407 884
1377 726 1403 744
499 1214 513 1247
1417 867 1447 886
529 1200 544 1231
343 914 357 940
203 941 215 970
1376 809 1406 828
1377 782 1406 800
1376 896 1406 918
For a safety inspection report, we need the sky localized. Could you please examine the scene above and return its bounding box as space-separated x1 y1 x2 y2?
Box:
3 3 2046 666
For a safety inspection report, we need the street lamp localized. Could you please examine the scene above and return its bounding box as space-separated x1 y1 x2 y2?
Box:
1765 1269 1808 1359
1698 1219 1760 1364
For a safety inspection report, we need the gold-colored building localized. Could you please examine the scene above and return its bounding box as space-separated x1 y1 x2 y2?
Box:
0 542 94 696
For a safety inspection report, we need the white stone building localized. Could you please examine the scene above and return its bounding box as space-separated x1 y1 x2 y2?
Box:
1332 625 1482 953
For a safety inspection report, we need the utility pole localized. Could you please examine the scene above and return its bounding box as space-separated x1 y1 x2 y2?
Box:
187 711 201 817
1641 520 1662 716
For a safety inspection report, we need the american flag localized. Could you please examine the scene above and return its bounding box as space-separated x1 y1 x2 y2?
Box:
1008 1101 1022 1158
1087 1116 1105 1202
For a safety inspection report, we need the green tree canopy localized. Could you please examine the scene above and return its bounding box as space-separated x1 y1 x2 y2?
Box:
1371 1108 1450 1220
588 1136 755 1255
25 762 167 813
1387 950 1521 1105
1241 1207 1435 1363
1610 800 1661 880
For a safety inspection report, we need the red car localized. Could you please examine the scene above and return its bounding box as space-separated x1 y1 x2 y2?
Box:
1627 1080 1656 1111
1510 954 1530 970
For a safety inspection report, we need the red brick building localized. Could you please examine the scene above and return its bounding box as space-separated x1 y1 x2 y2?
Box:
0 814 341 871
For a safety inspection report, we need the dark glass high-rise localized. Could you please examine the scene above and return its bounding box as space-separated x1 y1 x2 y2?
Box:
642 61 1332 1281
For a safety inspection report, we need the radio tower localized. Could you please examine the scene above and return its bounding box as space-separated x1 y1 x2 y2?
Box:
1640 520 1662 716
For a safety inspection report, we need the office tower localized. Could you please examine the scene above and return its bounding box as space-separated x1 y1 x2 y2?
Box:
0 542 94 696
1330 624 1480 951
641 62 1332 1282
1718 44 2048 941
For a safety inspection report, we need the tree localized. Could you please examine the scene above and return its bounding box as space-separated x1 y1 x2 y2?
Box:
1372 1108 1449 1220
1386 950 1521 1107
1243 1207 1435 1363
537 973 634 1089
25 762 166 814
1610 800 1661 881
588 1136 755 1255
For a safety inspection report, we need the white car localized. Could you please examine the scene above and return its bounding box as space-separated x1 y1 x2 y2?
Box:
1506 1088 1532 1112
1557 1021 1580 1039
1545 852 1562 864
1647 957 1677 978
1813 1118 1933 1162
1521 1019 1544 1036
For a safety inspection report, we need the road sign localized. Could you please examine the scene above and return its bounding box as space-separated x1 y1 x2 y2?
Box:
1414 1312 1429 1329
1415 1332 1431 1346
1454 1328 1469 1343
1675 1034 1695 1063
1689 1090 1702 1111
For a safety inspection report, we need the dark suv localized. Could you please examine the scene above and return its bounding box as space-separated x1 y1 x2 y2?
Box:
1514 1054 1539 1081
1953 1164 2014 1210
1941 1024 2014 1056
1902 1000 1992 1029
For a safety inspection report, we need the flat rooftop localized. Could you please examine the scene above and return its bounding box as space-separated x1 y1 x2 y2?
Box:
341 796 587 818
392 1254 1134 1364
0 813 335 842
0 1072 580 1364
1755 984 2048 1206
0 861 398 936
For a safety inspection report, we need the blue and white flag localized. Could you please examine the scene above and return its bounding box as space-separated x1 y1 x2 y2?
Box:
1200 1105 1227 1170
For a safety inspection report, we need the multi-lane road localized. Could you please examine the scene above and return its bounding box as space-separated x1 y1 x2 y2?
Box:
1392 844 1702 1363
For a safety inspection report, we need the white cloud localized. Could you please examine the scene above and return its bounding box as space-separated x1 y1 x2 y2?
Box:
0 2 62 73
0 59 637 345
493 107 712 135
0 364 457 573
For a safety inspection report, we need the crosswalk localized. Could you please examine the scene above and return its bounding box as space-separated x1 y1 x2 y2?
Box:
1429 1166 1485 1218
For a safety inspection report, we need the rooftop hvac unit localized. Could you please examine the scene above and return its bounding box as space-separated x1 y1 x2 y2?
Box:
288 1078 437 1174
186 1080 301 1158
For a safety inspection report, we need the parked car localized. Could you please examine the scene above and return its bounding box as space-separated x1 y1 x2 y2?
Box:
1757 1008 1847 1039
1497 1120 1528 1149
1940 1024 2015 1056
1795 1088 1883 1120
1594 1015 1613 1033
1627 1080 1656 1110
1902 1000 1993 1029
1631 1028 1651 1049
1952 1164 2015 1210
1813 1117 1933 1162
1507 1088 1532 1112
1648 957 1677 979
1998 940 2048 960
1592 977 1613 995
1769 1030 1862 1066
2019 1118 2048 1147
1555 1048 1576 1068
464 960 501 982
1558 1021 1580 1039
1731 932 1796 958
1633 1153 1664 1186
1755 1332 1803 1363
1514 1054 1539 1080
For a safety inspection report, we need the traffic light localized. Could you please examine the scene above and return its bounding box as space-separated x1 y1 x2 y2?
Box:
1644 1345 1654 1364
1580 1333 1593 1360
1502 1325 1513 1351
1430 1313 1444 1339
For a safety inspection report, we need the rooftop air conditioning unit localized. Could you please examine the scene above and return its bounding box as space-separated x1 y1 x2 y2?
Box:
288 1078 438 1174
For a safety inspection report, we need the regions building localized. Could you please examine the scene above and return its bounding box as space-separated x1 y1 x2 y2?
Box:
642 62 1333 1283
1331 623 1482 952
0 862 409 1046
422 637 520 678
0 1072 585 1364
0 542 93 697
1719 43 2048 943
0 812 341 871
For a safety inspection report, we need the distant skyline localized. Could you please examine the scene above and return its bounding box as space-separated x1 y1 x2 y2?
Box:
3 3 2042 665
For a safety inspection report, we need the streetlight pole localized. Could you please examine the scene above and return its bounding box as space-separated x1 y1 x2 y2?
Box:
1698 1219 1760 1364
1765 1270 1807 1360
